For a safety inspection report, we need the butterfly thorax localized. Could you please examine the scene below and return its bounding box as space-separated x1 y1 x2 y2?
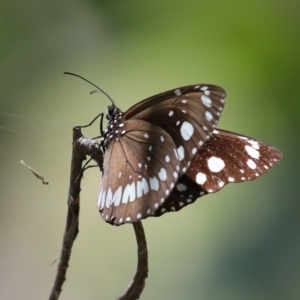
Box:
101 105 124 148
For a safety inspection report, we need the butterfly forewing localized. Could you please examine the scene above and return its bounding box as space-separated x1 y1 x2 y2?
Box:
97 84 226 225
125 85 226 175
123 85 225 120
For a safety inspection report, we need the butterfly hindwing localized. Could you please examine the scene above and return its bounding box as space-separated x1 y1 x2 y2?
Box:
185 129 282 194
148 129 282 218
98 119 181 225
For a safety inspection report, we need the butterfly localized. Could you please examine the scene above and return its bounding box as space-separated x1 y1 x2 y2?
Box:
91 83 282 225
64 74 282 226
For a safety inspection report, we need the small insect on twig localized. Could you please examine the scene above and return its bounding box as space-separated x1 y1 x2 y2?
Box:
20 160 49 185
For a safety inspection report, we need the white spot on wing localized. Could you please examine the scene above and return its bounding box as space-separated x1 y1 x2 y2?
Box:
245 145 260 159
149 176 159 191
218 181 225 188
106 188 113 208
174 89 181 96
207 156 225 172
122 182 136 204
177 146 185 161
97 189 103 208
137 178 149 198
248 140 260 150
196 172 207 184
176 183 187 192
100 190 106 209
201 95 212 107
247 159 257 169
112 186 122 206
158 168 167 181
205 111 213 122
180 121 194 141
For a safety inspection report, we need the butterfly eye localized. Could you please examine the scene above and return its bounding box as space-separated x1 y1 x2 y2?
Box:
106 106 117 121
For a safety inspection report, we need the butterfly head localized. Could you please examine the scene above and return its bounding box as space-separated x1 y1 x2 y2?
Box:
106 105 121 121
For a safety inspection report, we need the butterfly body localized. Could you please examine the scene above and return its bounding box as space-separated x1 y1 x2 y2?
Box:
97 84 282 225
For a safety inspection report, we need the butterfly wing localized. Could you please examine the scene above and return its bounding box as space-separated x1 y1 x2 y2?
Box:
98 119 181 225
185 129 282 192
124 84 225 120
151 129 282 217
98 85 227 225
97 84 281 224
124 85 226 177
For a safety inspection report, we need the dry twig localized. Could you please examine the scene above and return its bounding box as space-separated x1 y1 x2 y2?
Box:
48 126 148 300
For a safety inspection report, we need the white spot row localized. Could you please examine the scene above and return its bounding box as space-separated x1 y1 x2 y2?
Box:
98 174 162 209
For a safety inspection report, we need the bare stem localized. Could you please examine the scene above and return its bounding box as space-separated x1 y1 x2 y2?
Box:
117 222 148 300
48 126 148 300
48 127 102 300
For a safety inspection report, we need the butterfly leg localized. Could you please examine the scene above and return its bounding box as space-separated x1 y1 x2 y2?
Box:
80 112 104 133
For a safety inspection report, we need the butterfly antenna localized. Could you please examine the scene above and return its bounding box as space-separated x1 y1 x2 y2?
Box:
63 72 115 106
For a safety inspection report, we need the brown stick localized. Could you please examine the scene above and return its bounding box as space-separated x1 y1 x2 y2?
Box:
48 127 103 300
48 126 148 300
117 222 148 300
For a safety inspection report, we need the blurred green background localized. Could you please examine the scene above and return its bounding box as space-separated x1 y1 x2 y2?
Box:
0 1 299 299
